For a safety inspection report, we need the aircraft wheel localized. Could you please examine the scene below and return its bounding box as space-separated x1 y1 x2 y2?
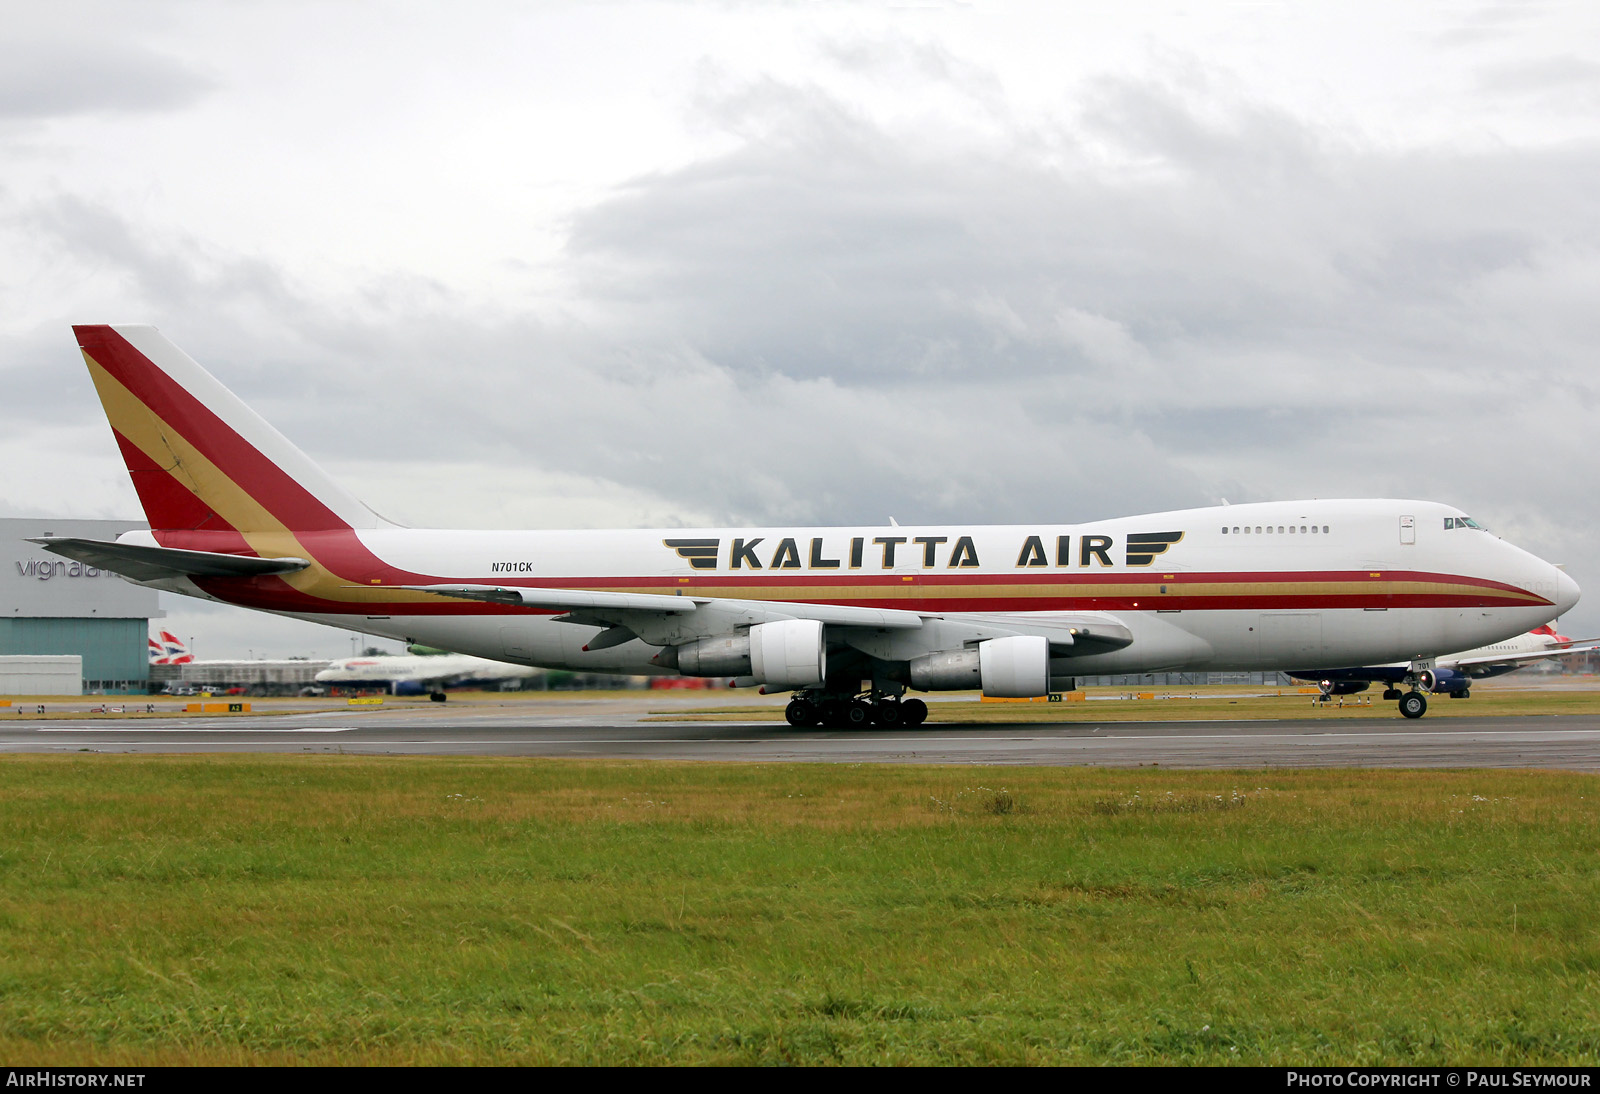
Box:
846 701 874 728
1450 689 1471 699
430 690 447 703
901 698 928 726
1399 691 1427 719
1382 688 1403 701
873 699 902 726
819 698 848 728
785 699 813 727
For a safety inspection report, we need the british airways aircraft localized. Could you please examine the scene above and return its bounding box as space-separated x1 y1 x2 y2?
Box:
315 652 544 697
1292 624 1596 710
34 325 1579 726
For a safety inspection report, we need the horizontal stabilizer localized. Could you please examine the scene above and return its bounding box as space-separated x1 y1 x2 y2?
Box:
27 537 310 582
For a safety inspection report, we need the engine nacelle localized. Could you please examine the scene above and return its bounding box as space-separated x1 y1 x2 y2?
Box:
909 635 1050 698
909 649 981 691
1317 679 1370 696
979 635 1050 697
1418 668 1468 694
748 619 826 688
673 633 752 677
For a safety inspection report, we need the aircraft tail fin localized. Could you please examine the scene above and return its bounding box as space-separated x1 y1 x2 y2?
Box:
72 325 396 538
149 629 193 665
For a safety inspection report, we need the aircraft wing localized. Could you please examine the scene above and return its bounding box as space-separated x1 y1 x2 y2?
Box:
399 584 707 614
395 584 1132 656
396 583 928 629
27 537 310 582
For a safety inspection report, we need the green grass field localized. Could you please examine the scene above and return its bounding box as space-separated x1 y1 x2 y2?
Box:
2 756 1598 1064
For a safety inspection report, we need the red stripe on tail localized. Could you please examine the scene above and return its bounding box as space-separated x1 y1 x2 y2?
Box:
77 325 354 533
111 429 252 550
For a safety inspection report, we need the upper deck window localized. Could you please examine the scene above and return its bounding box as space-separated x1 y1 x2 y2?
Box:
1225 523 1329 536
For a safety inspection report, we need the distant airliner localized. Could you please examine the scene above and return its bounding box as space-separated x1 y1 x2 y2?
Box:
35 326 1580 725
315 652 542 698
1292 625 1597 713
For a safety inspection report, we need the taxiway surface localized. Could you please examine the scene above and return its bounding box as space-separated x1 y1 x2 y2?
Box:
5 697 1599 769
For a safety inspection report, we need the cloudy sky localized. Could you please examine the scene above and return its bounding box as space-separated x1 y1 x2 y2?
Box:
4 0 1600 658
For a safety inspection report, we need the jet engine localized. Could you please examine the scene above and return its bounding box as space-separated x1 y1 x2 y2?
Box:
1317 679 1370 696
670 619 826 688
1418 668 1469 695
909 635 1049 698
673 633 752 676
749 619 826 688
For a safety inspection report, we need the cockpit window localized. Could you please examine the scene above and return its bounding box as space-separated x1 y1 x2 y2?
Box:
1445 516 1486 530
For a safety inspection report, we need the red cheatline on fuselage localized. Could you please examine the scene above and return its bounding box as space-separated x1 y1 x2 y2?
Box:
181 565 1549 617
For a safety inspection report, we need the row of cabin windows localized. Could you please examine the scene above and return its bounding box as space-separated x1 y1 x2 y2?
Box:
1221 525 1328 535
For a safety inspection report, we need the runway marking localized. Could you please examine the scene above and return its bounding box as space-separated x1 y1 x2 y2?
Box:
213 730 1600 746
16 726 1600 747
34 725 358 734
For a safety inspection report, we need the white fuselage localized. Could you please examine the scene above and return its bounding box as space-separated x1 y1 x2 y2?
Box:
133 498 1575 684
315 654 542 685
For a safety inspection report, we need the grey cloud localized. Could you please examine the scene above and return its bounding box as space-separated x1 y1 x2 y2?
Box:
0 325 106 427
0 41 215 120
546 66 1600 574
569 71 1600 408
1078 73 1326 186
1477 55 1600 95
26 195 296 318
1434 2 1543 48
7 60 1600 620
818 34 1006 106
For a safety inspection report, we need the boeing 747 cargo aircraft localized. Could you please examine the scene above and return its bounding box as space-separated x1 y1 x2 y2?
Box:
35 325 1579 724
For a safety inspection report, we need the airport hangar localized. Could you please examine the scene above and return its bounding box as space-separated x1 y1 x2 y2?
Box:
4 517 342 697
3 517 159 695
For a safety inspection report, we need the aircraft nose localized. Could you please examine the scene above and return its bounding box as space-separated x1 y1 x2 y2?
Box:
1556 567 1581 616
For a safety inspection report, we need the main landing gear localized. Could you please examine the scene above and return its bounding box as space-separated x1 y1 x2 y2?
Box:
785 690 928 728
